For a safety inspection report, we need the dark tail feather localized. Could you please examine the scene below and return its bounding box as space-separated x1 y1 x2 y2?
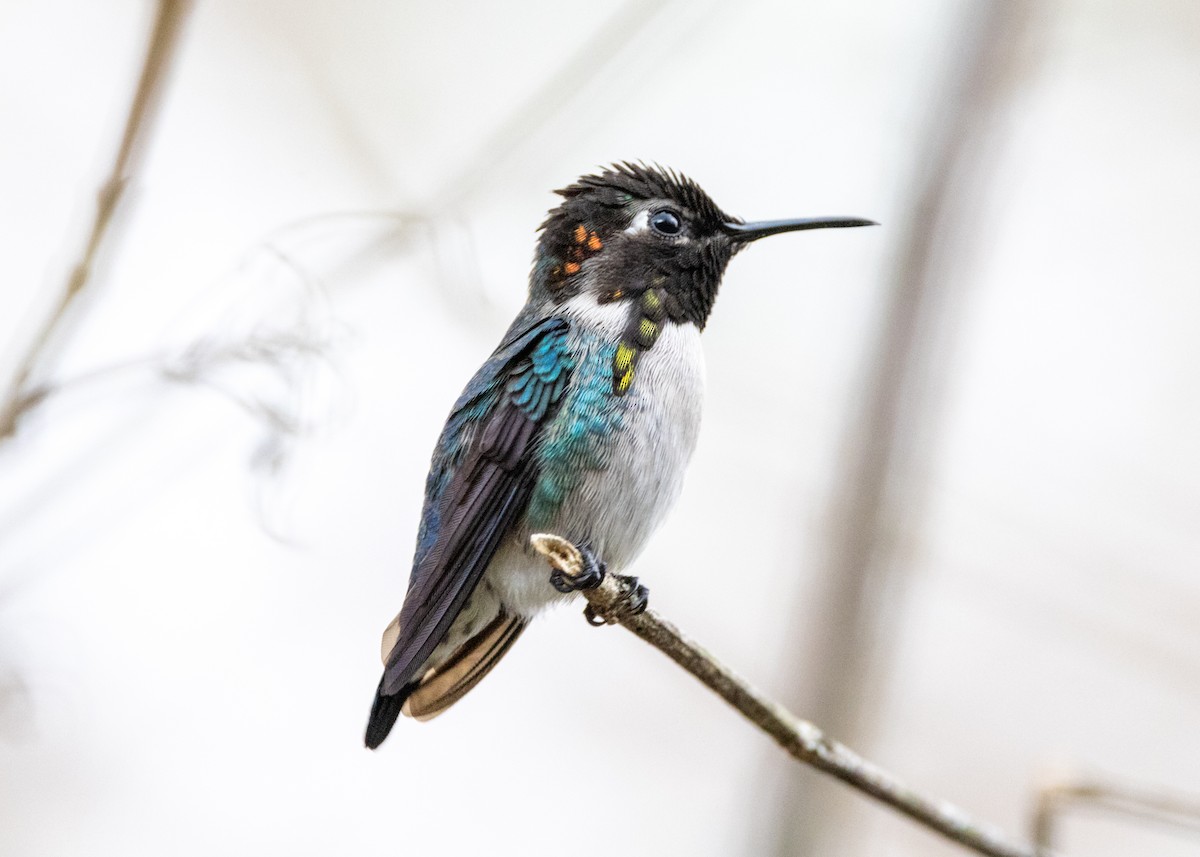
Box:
365 677 412 749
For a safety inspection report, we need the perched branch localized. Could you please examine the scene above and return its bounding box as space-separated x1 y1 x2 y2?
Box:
0 0 191 439
530 533 1051 857
1032 774 1200 852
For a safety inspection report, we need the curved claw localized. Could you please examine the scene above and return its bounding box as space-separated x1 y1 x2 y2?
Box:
612 574 649 618
583 604 608 626
617 575 649 616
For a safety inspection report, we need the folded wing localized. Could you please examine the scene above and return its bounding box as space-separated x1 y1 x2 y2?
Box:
365 316 572 747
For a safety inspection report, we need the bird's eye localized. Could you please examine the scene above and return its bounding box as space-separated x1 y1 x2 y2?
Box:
650 209 682 236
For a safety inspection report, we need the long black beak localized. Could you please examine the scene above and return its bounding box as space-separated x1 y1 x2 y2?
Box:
722 216 877 243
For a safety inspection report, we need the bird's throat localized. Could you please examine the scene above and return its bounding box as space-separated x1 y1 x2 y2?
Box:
611 287 669 396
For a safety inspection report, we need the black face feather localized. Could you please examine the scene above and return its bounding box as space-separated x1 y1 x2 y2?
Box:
531 162 740 329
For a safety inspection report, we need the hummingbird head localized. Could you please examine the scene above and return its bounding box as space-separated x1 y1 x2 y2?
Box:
530 162 874 329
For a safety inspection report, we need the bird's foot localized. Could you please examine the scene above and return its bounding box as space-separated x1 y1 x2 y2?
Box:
583 574 649 627
532 534 649 626
549 541 606 593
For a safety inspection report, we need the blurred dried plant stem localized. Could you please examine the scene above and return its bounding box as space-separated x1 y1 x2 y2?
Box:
773 0 1039 853
1032 774 1200 852
0 0 191 440
531 534 1051 857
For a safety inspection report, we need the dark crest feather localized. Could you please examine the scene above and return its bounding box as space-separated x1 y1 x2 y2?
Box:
550 161 732 226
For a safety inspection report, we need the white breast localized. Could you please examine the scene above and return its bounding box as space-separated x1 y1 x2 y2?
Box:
584 309 706 567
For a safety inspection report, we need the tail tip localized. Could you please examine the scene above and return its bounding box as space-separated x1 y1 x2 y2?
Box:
365 683 407 750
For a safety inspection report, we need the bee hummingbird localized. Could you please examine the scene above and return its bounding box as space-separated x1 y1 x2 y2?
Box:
366 162 873 748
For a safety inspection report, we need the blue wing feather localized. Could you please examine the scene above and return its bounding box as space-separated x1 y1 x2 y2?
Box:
411 316 566 570
379 315 573 697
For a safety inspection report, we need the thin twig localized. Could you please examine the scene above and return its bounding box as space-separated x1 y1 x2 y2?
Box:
1032 775 1200 852
530 533 1052 857
0 0 191 439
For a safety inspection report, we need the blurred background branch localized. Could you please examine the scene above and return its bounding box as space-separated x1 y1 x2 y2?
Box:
1032 774 1200 853
771 1 1039 853
0 0 192 440
256 0 678 330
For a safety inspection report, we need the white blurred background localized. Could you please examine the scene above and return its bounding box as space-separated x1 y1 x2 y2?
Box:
2 1 1199 855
